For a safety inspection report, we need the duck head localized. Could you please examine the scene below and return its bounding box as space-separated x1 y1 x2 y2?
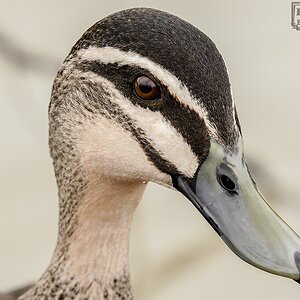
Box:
49 8 300 283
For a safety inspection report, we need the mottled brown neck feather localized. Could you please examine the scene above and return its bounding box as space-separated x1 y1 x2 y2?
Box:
20 148 145 299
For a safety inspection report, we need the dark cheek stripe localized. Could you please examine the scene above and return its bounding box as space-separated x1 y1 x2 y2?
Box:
113 111 181 175
80 81 181 176
76 61 211 175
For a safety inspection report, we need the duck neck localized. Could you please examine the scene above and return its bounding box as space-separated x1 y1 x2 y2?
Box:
22 172 145 299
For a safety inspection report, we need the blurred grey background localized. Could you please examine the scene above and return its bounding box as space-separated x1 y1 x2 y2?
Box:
0 0 300 299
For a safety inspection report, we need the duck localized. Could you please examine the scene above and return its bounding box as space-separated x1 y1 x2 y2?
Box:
3 7 300 300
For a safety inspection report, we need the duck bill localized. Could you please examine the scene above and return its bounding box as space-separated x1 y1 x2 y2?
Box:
174 139 300 281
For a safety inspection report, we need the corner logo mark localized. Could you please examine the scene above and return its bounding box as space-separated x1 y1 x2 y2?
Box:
291 2 300 30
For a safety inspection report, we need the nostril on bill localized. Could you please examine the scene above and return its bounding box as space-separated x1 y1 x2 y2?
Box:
294 251 300 284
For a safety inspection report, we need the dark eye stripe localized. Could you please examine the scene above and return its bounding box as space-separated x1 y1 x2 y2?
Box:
78 80 181 176
75 60 210 168
160 96 210 168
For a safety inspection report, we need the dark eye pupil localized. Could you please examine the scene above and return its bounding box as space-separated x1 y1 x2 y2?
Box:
134 76 161 100
139 81 153 94
220 175 236 192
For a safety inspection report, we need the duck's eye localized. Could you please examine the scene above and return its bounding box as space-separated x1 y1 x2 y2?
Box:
218 174 237 194
134 76 161 100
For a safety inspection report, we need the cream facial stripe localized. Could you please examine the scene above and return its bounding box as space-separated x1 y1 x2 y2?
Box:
78 46 218 139
73 70 198 177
